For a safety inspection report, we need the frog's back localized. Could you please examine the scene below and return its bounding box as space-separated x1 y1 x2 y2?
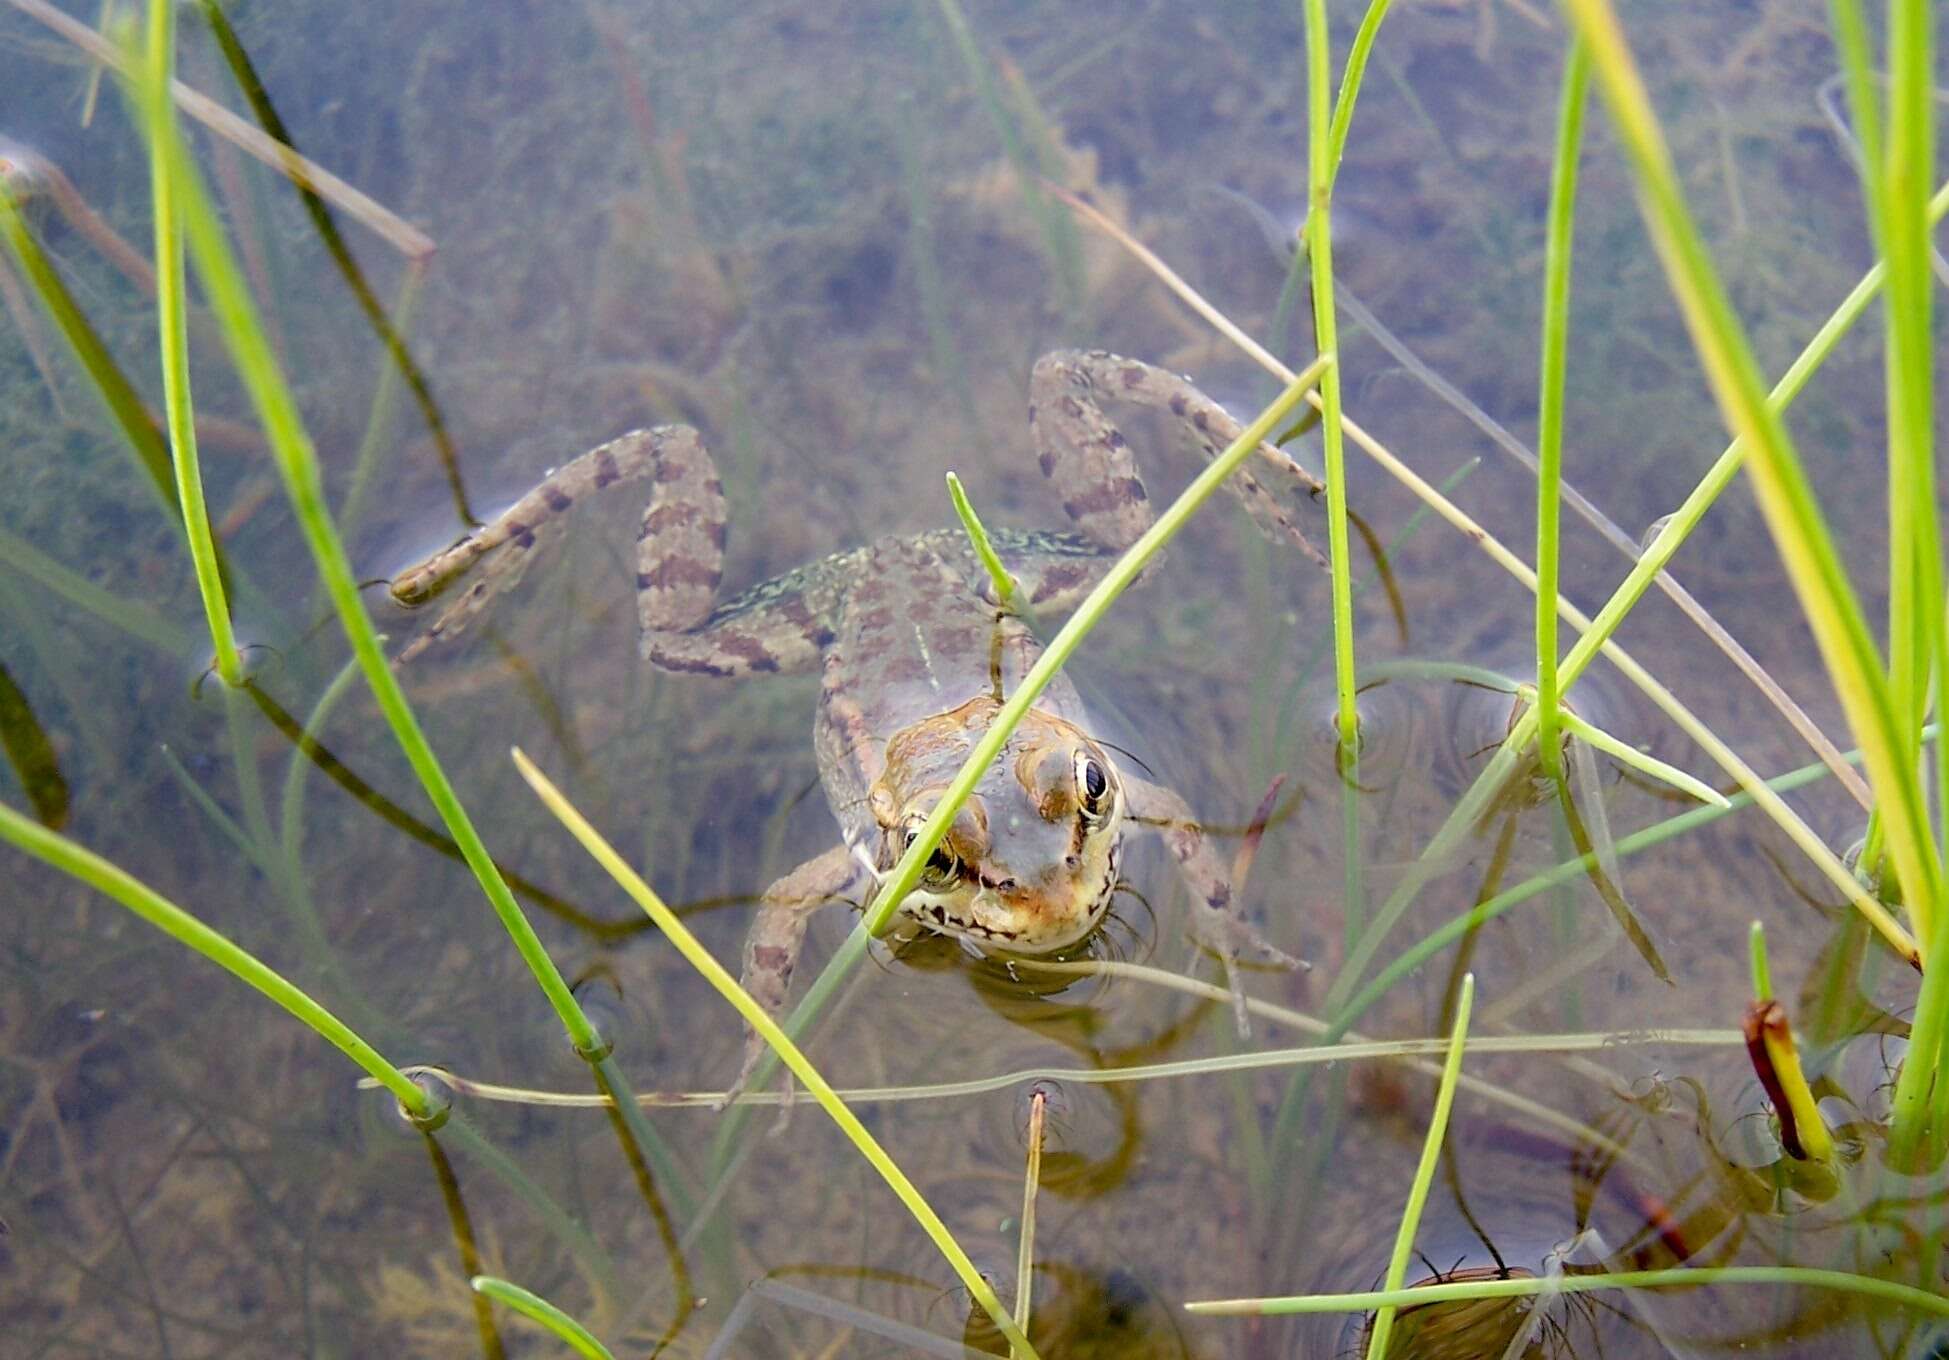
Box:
831 532 1029 730
812 531 1093 841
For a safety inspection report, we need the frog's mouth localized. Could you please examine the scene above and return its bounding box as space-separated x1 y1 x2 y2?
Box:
901 809 1123 953
875 704 1127 953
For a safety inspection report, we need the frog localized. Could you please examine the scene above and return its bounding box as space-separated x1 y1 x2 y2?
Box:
390 350 1329 1096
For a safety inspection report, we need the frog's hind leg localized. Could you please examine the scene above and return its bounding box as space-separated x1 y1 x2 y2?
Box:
722 842 866 1109
390 425 726 664
1121 773 1303 1038
1029 349 1328 568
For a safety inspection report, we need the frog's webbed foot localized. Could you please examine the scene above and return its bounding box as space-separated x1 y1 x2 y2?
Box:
716 843 865 1113
389 425 726 664
1121 774 1303 1038
1030 349 1329 569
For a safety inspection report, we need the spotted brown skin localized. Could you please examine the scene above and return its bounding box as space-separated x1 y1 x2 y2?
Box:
390 351 1325 1102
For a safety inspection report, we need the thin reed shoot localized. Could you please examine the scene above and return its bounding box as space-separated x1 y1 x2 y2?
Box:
512 746 1041 1360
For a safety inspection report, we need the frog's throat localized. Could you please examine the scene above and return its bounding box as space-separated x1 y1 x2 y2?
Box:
897 807 1123 953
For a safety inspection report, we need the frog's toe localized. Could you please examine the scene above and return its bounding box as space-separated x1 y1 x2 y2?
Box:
715 1032 769 1111
1219 953 1254 1039
1195 916 1307 1037
1252 937 1308 971
715 1031 801 1120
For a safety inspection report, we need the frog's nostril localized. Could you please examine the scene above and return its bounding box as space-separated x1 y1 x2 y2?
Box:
1064 855 1081 871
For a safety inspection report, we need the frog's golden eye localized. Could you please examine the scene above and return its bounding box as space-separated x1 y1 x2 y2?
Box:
1075 751 1113 824
905 819 961 888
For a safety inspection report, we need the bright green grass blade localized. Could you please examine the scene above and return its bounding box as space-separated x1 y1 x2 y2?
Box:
945 471 1018 611
0 801 434 1119
1825 0 1883 196
1555 706 1729 808
0 179 176 518
1559 0 1942 956
471 1277 615 1360
512 748 1040 1360
1014 1089 1047 1351
1533 38 1589 780
1302 0 1359 757
1327 1 1397 178
1881 0 1940 860
1748 919 1773 1002
1365 973 1473 1359
141 0 238 686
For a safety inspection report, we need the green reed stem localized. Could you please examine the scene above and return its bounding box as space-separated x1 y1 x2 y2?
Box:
1302 0 1359 758
1883 0 1942 875
0 801 432 1117
945 471 1018 611
393 1020 1737 1117
1014 1089 1046 1352
1912 933 1949 1152
472 1277 616 1360
142 0 237 686
1820 29 1890 894
1826 0 1883 188
0 659 66 828
1553 705 1726 808
0 180 176 518
1562 0 1941 954
1749 919 1773 1002
1532 37 1588 781
1187 1265 1949 1319
1364 973 1472 1360
512 749 1040 1360
1327 1 1396 178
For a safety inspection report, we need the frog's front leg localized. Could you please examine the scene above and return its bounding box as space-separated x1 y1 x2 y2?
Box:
1122 773 1301 1037
1030 349 1328 567
724 842 867 1107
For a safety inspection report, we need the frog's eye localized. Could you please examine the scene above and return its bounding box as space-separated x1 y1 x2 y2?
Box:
905 820 962 888
1075 751 1113 824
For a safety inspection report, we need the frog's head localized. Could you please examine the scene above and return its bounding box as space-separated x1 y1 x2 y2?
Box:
870 700 1124 953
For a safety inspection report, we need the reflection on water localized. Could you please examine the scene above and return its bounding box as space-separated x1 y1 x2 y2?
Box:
0 0 1939 1356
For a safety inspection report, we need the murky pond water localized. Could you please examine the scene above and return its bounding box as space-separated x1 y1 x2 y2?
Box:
1 1 1943 1355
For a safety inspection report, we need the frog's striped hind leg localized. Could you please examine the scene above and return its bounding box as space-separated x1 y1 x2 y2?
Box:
1121 774 1303 1038
1029 349 1329 568
720 843 866 1111
390 425 726 664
